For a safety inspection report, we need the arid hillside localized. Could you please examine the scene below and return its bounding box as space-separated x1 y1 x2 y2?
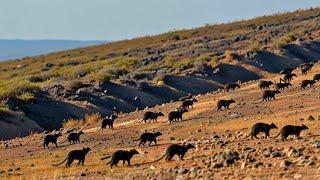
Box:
1 7 320 139
1 61 320 179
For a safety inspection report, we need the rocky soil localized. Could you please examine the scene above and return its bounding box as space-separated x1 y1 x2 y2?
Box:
1 63 320 179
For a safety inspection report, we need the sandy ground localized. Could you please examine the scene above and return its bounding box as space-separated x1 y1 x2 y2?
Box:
1 64 320 179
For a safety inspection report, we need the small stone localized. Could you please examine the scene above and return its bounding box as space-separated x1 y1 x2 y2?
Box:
212 135 220 139
190 167 198 174
230 113 239 118
280 160 292 168
307 115 315 121
254 162 263 168
293 174 302 179
263 149 272 157
178 168 188 174
169 137 175 141
212 162 223 168
271 151 282 158
305 161 315 166
240 162 246 169
314 141 320 148
196 129 202 133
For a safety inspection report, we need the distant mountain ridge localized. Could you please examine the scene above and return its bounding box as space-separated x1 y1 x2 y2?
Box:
0 39 105 61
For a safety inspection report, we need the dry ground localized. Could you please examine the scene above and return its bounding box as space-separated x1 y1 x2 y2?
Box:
2 64 320 179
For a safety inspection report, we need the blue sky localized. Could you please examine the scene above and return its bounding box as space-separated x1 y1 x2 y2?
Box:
0 0 319 41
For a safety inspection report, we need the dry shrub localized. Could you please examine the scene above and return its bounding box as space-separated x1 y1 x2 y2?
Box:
62 113 102 128
85 113 102 124
16 92 36 102
62 118 85 129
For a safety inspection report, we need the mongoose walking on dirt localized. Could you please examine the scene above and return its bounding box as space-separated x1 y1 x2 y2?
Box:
52 147 91 167
101 149 139 168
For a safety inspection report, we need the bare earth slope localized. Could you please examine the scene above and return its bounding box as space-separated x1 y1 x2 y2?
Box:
1 8 320 139
1 63 320 179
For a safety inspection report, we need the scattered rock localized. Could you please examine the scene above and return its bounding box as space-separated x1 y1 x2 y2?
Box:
280 160 292 168
190 167 198 174
211 162 223 169
178 168 188 174
284 147 301 158
293 174 302 179
271 151 282 158
314 141 320 148
263 149 272 157
307 115 315 121
254 162 263 168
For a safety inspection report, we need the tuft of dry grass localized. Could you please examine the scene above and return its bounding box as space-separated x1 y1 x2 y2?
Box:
62 118 85 128
16 92 36 102
62 113 102 128
84 113 102 124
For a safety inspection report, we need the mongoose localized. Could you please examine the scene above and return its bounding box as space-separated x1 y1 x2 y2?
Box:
67 131 84 144
134 132 162 147
281 73 297 82
179 94 193 101
262 90 280 101
43 132 62 149
153 143 195 162
113 107 120 115
101 149 139 168
248 122 278 139
181 98 198 109
168 108 188 123
224 83 240 92
100 114 118 131
216 99 235 111
301 80 316 89
52 147 91 167
301 63 313 75
280 68 293 75
273 124 309 141
258 80 273 90
136 111 164 123
313 73 320 82
275 82 292 90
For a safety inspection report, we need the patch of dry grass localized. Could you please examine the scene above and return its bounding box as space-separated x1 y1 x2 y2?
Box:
62 113 102 128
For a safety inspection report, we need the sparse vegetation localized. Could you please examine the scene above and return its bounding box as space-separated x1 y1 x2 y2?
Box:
62 118 85 129
85 113 102 124
0 8 319 101
62 113 102 128
0 80 40 99
249 41 263 52
274 32 298 48
68 81 85 90
16 92 36 102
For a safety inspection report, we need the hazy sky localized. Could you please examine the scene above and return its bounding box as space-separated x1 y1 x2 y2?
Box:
0 0 319 41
